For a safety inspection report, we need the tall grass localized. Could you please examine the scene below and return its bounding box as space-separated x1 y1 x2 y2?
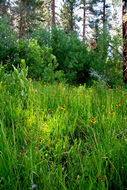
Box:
0 81 127 190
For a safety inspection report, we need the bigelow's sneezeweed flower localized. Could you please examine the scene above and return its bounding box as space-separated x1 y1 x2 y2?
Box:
90 118 97 123
109 110 115 115
116 104 121 107
59 106 65 110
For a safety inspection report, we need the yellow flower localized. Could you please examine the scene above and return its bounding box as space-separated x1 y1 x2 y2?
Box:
90 118 97 123
102 105 106 108
109 110 115 115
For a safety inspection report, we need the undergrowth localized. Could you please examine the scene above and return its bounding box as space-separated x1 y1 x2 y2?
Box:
0 66 127 190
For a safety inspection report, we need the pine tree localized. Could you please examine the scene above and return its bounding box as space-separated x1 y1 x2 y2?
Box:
123 0 127 82
60 0 79 33
88 0 110 41
13 0 45 37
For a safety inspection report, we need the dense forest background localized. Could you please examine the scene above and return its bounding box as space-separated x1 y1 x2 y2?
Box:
0 0 123 86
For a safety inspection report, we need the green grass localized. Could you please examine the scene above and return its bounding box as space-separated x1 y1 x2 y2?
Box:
1 82 127 190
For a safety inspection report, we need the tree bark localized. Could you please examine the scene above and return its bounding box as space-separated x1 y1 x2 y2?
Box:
103 0 106 30
51 0 56 27
83 0 86 41
19 0 27 38
123 0 127 82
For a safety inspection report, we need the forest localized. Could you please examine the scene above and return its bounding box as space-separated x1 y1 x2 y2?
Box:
0 0 127 190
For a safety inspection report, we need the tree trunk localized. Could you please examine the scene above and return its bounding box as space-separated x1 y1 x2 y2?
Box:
19 0 27 38
51 0 56 27
123 0 127 82
70 3 74 31
83 0 86 41
103 0 106 30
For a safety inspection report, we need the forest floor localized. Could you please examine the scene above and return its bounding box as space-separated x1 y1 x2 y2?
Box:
0 82 127 190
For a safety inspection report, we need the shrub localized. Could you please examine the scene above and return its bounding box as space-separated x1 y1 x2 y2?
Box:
33 28 91 84
2 38 58 80
0 59 31 97
51 29 90 83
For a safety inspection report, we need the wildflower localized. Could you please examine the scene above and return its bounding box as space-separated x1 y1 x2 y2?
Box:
116 104 121 107
32 184 36 189
59 106 65 110
102 105 106 108
90 118 97 123
109 110 115 115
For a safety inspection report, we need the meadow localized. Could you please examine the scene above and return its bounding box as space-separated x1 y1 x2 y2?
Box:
1 77 127 190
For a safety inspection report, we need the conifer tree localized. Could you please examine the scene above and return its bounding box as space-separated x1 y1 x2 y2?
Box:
13 0 44 37
123 0 127 82
60 0 80 33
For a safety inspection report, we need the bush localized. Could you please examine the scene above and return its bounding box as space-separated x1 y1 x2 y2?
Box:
14 39 57 79
32 28 91 83
1 37 58 80
51 29 90 83
0 59 31 97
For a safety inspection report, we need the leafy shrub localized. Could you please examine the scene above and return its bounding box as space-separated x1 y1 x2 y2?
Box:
33 28 91 83
51 29 90 83
2 37 58 81
0 59 31 97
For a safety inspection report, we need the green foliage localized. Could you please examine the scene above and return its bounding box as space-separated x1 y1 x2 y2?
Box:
31 28 51 47
52 30 90 83
31 28 91 83
89 30 123 87
0 18 123 85
0 59 30 97
17 39 58 80
50 29 90 83
0 18 17 65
